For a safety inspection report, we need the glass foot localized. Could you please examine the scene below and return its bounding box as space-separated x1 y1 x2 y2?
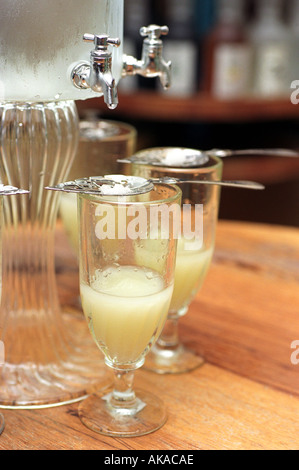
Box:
144 343 205 374
78 388 167 437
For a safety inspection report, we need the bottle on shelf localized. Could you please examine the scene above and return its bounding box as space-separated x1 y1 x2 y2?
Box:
194 0 216 39
158 0 199 97
249 0 292 98
202 0 252 100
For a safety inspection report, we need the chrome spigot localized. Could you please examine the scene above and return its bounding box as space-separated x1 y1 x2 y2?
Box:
72 34 121 109
123 25 172 89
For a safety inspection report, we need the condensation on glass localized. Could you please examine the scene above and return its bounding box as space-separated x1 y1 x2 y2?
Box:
0 0 124 102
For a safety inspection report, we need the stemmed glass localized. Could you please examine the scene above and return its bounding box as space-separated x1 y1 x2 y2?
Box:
73 176 181 437
122 148 223 374
59 119 137 255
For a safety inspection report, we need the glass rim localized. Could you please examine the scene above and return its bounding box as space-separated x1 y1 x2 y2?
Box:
79 119 137 143
0 100 76 108
78 183 182 207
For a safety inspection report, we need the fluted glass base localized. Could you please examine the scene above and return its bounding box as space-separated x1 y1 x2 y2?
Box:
0 101 108 408
145 343 205 375
79 389 167 437
79 369 167 437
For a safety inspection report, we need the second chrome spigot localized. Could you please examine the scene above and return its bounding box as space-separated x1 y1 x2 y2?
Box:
71 25 172 109
72 34 121 110
123 25 172 89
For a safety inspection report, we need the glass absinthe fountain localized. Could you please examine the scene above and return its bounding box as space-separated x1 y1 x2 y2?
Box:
0 0 171 408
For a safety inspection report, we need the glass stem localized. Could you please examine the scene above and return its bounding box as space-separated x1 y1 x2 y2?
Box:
109 369 137 412
156 315 181 353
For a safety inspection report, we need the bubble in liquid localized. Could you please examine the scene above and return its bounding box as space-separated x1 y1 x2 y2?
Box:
145 270 156 280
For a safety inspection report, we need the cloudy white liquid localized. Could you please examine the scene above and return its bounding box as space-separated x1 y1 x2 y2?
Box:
170 239 213 313
80 265 173 366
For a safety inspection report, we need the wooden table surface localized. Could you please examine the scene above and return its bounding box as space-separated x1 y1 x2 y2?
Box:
0 220 299 450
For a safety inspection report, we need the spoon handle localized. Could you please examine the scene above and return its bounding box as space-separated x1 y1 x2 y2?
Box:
183 179 265 190
211 148 299 158
151 177 265 190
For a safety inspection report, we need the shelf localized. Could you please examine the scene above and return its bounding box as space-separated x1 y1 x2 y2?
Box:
76 92 299 123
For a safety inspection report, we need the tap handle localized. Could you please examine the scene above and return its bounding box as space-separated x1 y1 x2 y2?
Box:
139 25 169 41
83 33 121 50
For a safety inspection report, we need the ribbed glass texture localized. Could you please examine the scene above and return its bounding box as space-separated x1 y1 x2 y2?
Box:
0 101 106 408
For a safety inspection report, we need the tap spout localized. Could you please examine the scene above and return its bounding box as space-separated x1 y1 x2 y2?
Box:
71 34 121 109
101 74 118 110
88 54 119 109
123 25 172 89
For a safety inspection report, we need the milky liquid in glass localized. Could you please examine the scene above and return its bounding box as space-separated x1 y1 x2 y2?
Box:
134 235 213 314
80 266 173 367
170 239 213 315
123 149 223 374
77 183 181 437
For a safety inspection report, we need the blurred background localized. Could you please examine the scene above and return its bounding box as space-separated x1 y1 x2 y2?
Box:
76 0 299 227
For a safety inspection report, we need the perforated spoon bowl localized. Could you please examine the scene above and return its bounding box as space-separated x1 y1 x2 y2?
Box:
119 147 299 170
